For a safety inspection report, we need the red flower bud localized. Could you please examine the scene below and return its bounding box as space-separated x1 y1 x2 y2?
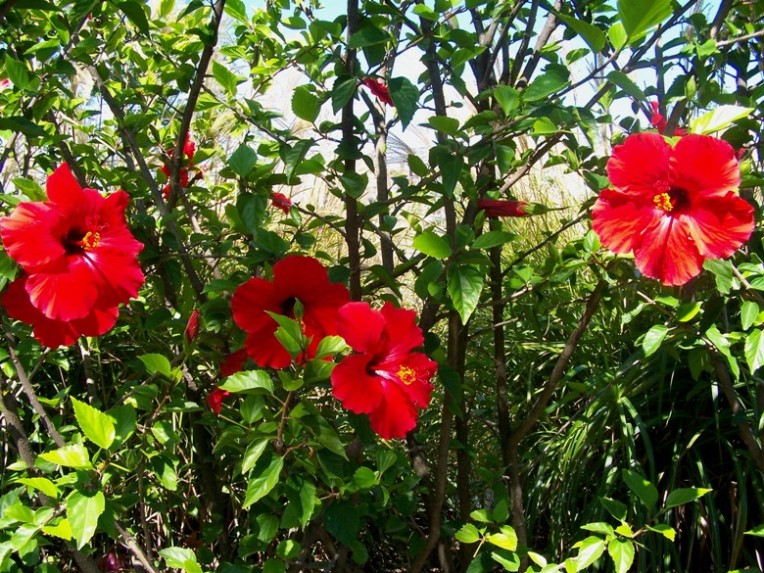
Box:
185 308 200 343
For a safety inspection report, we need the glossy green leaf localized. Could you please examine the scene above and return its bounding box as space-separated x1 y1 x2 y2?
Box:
745 329 764 373
389 76 418 129
139 353 172 378
607 70 646 101
454 523 481 544
331 76 357 113
472 231 516 250
642 325 669 357
524 66 569 101
413 230 452 260
576 536 606 570
17 478 59 499
292 85 321 123
665 487 712 508
617 0 671 41
647 524 676 541
607 538 635 573
228 144 257 178
118 1 150 35
243 455 283 508
741 301 759 331
622 469 658 508
494 85 520 116
67 490 105 549
691 105 753 135
39 444 91 469
558 14 606 52
241 438 270 475
71 397 115 450
221 370 274 394
447 264 484 324
160 547 203 573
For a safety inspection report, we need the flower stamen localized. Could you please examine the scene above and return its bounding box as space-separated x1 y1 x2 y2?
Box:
397 365 416 385
79 231 101 250
653 192 674 212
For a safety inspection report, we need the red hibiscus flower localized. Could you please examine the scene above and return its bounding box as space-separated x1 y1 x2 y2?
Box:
220 348 248 377
592 133 754 286
231 255 350 369
184 308 200 343
0 164 144 346
478 198 529 218
361 78 393 106
649 101 687 136
271 192 293 214
206 387 231 415
331 302 438 439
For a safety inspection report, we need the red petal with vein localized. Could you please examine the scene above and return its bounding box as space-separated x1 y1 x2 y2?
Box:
367 382 419 439
670 134 740 197
0 202 66 271
683 193 755 259
591 189 662 254
607 133 671 195
337 302 387 354
331 354 385 414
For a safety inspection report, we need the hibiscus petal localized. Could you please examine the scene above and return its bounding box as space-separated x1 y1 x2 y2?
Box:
683 193 754 259
231 277 282 333
670 134 740 197
367 382 419 439
336 302 386 354
73 305 120 338
0 202 67 271
607 133 671 195
633 215 705 286
3 277 83 348
82 249 145 308
380 303 423 356
244 320 292 369
46 163 86 212
25 256 100 321
592 189 664 255
331 354 384 414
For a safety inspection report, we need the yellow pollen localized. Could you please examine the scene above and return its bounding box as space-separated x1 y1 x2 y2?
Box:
397 366 417 385
653 192 673 212
80 231 101 250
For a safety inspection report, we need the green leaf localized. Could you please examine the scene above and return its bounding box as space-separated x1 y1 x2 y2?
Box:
494 85 520 116
490 550 520 571
744 524 764 537
139 353 172 378
67 490 105 549
298 480 317 527
532 117 557 135
223 0 247 24
428 116 460 136
347 24 388 48
212 60 240 96
160 547 203 573
447 264 484 324
576 536 606 570
437 149 463 196
607 70 646 101
455 523 481 544
580 522 614 536
389 76 418 129
745 329 764 373
118 0 150 35
608 22 627 50
39 444 91 469
351 467 378 490
4 54 32 90
690 105 753 135
558 14 606 52
243 455 283 508
622 469 658 509
487 527 517 551
665 487 712 508
617 0 671 41
677 301 701 323
607 538 635 573
741 301 759 331
221 370 274 394
524 65 569 101
42 518 72 541
0 116 46 137
705 325 739 378
228 144 258 178
647 524 676 541
472 231 516 250
292 86 321 123
16 478 60 499
315 335 349 358
413 230 452 260
642 325 669 357
71 397 116 450
241 438 270 475
325 501 360 545
11 177 45 201
331 76 357 114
